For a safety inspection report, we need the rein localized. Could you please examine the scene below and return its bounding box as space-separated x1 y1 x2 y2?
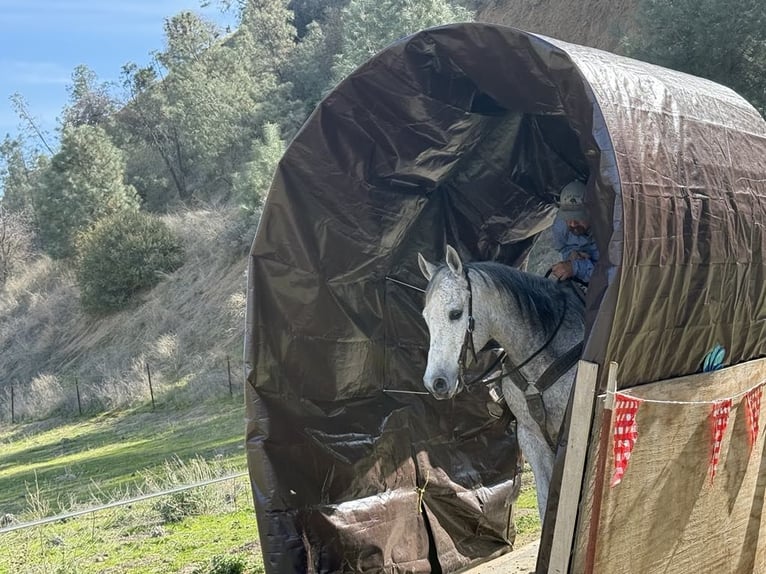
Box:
458 267 583 450
460 267 570 389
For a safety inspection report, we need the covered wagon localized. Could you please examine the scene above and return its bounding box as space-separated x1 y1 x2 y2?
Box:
245 23 766 573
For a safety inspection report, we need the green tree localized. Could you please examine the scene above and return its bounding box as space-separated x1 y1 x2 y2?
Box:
115 7 299 206
624 0 766 115
282 21 336 113
76 210 184 313
61 65 117 129
289 0 347 37
117 61 193 207
158 9 279 200
233 122 285 211
330 0 473 85
116 11 225 205
33 125 140 259
0 136 35 213
239 0 297 71
234 0 305 134
157 10 221 69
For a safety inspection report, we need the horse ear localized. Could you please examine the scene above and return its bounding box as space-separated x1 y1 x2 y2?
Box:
418 252 436 281
445 245 463 277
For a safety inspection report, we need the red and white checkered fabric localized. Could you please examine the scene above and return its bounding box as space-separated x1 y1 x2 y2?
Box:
709 398 732 483
610 394 642 487
745 386 762 450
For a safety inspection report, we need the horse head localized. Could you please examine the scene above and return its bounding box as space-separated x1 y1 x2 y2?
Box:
418 245 491 400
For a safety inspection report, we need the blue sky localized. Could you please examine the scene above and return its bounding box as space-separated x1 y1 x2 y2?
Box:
0 1 234 145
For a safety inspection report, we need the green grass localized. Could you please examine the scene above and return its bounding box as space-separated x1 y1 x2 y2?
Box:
0 397 262 573
0 494 263 573
0 399 541 572
0 399 247 518
514 465 542 546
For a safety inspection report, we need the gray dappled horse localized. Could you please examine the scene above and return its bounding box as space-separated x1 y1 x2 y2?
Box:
418 245 585 520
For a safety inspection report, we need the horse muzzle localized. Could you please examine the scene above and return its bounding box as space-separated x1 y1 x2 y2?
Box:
424 375 460 400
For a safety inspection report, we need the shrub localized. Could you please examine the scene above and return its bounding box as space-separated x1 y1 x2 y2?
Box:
198 554 247 574
152 489 207 523
0 206 36 287
76 211 184 313
218 207 262 256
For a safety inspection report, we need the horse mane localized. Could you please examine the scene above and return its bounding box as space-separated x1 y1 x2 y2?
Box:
466 262 582 336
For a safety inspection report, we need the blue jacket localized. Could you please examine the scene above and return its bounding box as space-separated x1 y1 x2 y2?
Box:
552 218 599 283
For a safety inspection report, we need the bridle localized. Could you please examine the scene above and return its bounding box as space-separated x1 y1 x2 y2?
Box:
457 266 584 450
458 266 570 389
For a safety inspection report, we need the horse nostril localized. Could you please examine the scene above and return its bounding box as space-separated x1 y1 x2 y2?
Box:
433 377 448 394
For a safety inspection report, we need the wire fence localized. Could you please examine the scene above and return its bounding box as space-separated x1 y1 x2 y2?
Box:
0 355 241 425
0 472 260 573
0 472 248 535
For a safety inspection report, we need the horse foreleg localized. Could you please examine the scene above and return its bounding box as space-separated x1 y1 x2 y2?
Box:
517 423 556 522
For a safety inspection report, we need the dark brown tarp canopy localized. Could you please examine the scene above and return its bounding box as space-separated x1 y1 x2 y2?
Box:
245 23 766 573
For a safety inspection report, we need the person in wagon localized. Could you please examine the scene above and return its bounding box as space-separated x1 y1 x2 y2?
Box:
550 179 599 284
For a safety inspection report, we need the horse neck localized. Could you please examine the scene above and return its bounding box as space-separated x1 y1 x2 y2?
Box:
470 267 581 376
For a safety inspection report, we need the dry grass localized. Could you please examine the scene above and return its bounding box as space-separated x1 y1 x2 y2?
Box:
0 206 253 423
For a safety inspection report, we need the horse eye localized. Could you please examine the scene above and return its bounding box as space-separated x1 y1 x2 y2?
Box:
448 309 463 321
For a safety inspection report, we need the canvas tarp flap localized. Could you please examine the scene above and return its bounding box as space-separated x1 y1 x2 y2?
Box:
245 22 766 573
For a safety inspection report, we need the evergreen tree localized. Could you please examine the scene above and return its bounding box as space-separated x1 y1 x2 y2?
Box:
235 0 305 134
0 136 35 213
283 21 336 113
233 122 285 211
117 61 193 207
330 0 473 86
289 0 347 37
115 6 300 205
33 125 139 259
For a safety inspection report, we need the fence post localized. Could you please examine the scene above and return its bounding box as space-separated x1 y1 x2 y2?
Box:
10 385 14 424
146 364 155 410
227 356 233 397
75 376 82 416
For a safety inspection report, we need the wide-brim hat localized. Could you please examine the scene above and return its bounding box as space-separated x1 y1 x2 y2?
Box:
557 180 589 222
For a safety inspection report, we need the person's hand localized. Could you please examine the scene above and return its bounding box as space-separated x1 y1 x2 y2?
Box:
569 251 588 261
550 261 574 281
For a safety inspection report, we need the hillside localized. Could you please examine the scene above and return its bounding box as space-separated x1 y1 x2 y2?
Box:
476 0 639 52
0 208 251 423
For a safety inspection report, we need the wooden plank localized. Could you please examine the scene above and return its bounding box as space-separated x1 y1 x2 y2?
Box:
584 362 618 574
547 360 600 574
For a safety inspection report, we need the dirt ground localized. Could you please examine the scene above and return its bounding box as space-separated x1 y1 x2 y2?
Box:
463 539 540 574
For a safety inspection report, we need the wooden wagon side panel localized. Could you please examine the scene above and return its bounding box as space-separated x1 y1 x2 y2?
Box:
576 358 766 573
